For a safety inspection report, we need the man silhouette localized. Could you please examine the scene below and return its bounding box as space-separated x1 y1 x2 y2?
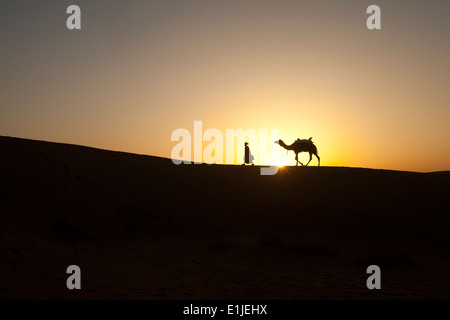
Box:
243 142 254 165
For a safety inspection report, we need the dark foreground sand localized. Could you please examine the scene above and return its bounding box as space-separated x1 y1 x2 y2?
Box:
1 136 450 299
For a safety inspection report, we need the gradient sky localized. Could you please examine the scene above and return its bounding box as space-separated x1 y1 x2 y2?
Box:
1 0 449 172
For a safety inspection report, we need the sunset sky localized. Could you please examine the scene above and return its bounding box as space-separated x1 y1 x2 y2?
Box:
1 0 449 172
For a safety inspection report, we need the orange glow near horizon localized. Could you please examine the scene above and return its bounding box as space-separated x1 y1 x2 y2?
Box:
1 1 450 173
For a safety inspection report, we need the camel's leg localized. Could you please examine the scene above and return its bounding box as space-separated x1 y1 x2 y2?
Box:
305 153 312 166
295 153 303 166
315 153 320 166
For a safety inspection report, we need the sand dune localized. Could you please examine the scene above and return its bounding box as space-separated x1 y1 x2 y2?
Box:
1 135 450 299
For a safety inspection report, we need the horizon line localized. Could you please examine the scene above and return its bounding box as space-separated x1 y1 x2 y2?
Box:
1 134 448 174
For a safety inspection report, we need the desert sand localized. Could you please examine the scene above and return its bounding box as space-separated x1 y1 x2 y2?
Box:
1 135 449 299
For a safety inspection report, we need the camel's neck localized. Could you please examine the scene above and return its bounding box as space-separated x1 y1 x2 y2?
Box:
279 140 294 150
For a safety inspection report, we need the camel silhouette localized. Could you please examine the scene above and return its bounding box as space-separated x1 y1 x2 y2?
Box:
275 138 320 166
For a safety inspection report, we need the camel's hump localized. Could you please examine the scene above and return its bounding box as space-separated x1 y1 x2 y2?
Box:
295 138 313 144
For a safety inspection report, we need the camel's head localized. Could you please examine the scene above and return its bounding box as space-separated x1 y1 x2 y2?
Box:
274 140 280 145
